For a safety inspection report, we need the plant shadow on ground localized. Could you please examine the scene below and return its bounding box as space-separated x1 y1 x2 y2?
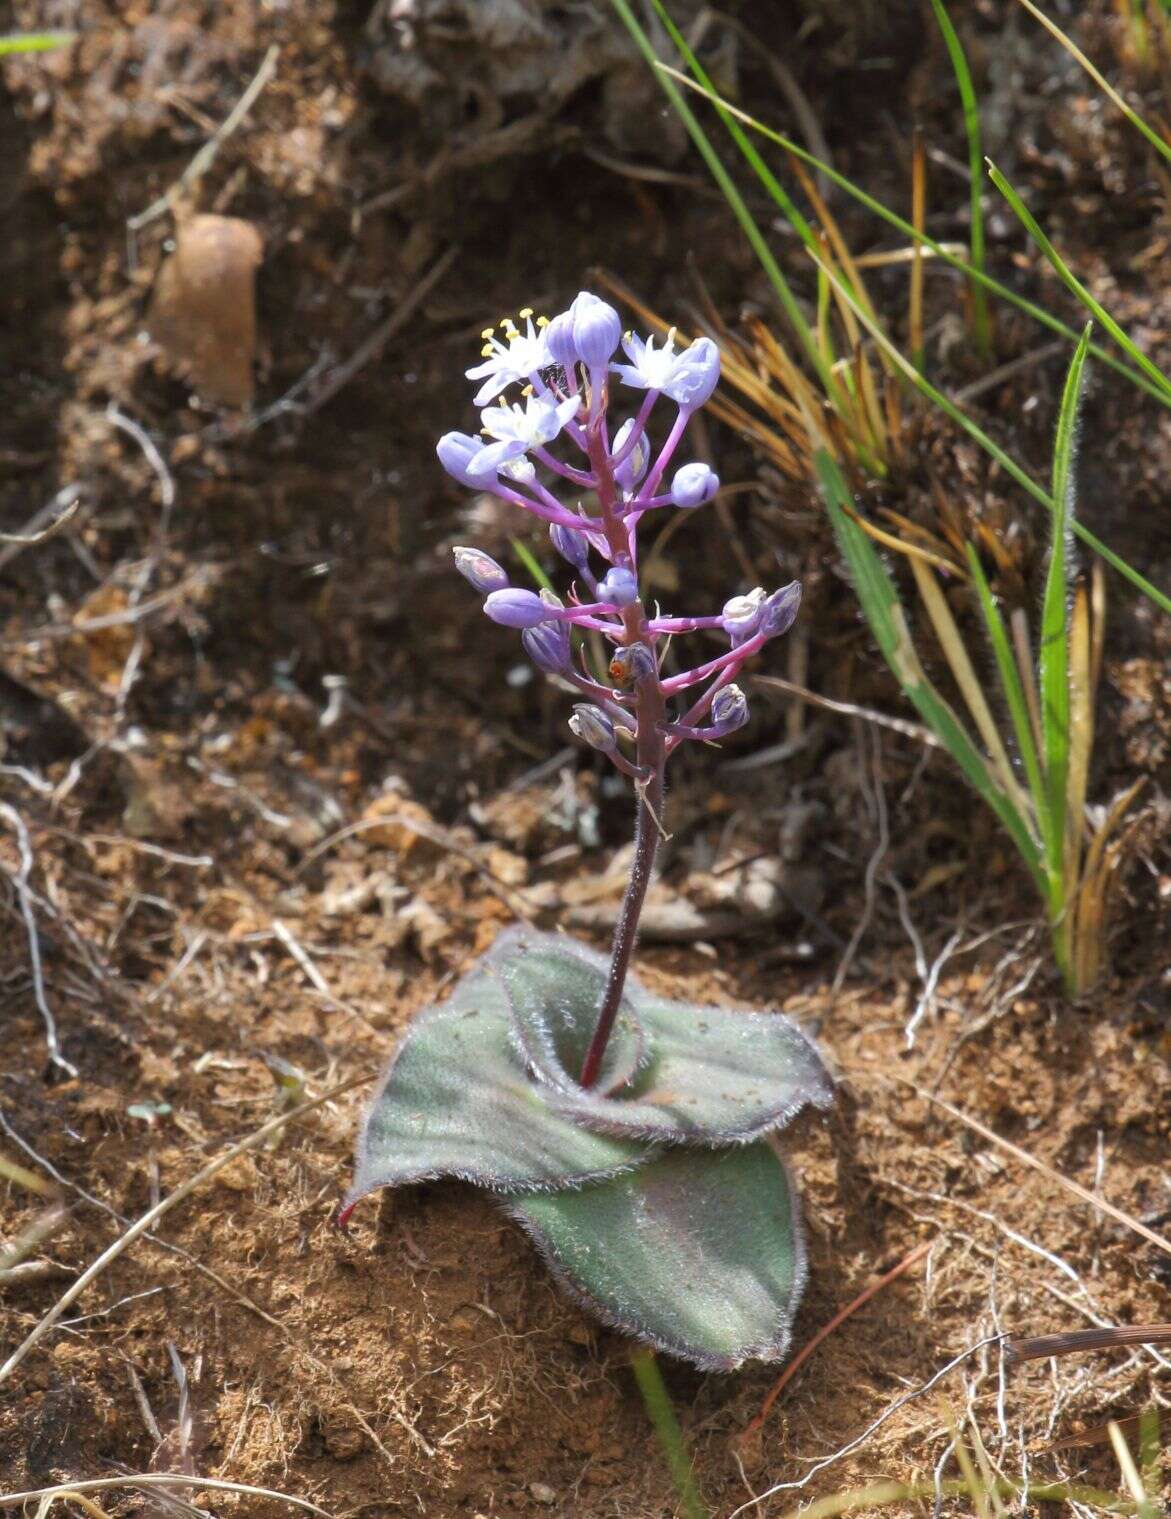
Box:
1 1 1169 1515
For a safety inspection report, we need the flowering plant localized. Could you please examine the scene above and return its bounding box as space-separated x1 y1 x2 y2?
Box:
343 292 832 1368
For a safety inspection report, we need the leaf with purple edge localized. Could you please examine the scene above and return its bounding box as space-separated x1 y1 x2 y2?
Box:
506 1143 808 1369
345 965 652 1212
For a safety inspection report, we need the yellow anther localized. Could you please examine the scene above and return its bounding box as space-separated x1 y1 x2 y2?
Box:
522 384 534 396
536 315 550 328
481 327 495 340
519 307 534 320
481 344 494 357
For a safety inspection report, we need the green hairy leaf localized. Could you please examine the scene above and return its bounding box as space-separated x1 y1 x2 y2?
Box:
509 1145 808 1369
348 927 832 1366
347 960 650 1203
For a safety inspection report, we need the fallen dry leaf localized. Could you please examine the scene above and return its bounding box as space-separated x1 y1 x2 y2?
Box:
148 213 264 408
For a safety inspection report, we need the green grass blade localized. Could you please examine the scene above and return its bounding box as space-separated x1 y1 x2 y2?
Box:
1039 324 1091 884
817 451 1044 884
510 536 555 593
926 0 991 355
655 63 1170 406
965 546 1050 855
630 1349 708 1519
1017 0 1171 166
607 0 835 404
0 31 76 54
810 253 1171 616
989 161 1171 400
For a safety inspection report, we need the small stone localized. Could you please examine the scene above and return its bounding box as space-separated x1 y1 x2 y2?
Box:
148 214 263 408
529 1482 557 1506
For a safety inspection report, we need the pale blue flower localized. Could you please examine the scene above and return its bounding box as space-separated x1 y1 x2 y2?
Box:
465 310 552 405
612 330 683 394
664 337 720 409
480 392 580 449
611 331 721 410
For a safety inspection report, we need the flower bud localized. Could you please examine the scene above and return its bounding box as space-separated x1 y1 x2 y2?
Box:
522 621 571 673
452 546 509 594
608 642 657 687
762 581 802 638
664 336 721 410
569 704 617 752
569 291 622 370
483 588 552 628
611 417 650 491
544 308 578 373
670 462 719 509
597 565 639 608
721 587 767 644
437 430 493 488
549 521 591 573
711 684 749 733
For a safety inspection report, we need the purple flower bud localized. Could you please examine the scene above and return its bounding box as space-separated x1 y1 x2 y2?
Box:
721 588 767 644
550 521 591 573
522 620 571 673
597 565 639 608
568 291 622 370
711 684 749 734
612 418 650 492
452 546 509 594
569 704 617 752
664 337 721 410
608 642 657 687
670 462 719 509
762 581 802 638
544 309 578 373
483 588 551 628
437 431 493 488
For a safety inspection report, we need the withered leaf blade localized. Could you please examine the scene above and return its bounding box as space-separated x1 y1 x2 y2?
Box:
148 214 263 408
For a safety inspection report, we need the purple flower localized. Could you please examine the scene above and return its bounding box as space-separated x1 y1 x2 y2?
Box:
453 546 509 594
569 704 618 753
440 290 801 778
483 588 552 628
598 565 639 608
522 621 571 673
762 581 802 638
664 337 720 410
670 462 719 509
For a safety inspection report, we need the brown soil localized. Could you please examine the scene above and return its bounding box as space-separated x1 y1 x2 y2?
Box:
1 2 1169 1516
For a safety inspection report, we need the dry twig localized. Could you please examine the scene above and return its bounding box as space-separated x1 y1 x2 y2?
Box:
0 802 76 1076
